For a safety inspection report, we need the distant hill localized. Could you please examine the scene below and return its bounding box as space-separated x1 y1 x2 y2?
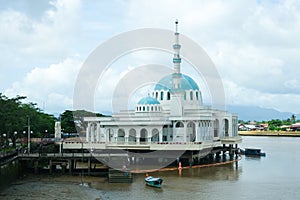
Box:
226 105 300 121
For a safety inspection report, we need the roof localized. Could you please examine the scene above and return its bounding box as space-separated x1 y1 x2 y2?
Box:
154 73 199 91
137 96 160 105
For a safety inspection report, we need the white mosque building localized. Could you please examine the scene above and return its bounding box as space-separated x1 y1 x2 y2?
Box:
63 21 241 165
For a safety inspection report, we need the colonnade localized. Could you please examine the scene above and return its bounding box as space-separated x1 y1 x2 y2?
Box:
85 118 235 143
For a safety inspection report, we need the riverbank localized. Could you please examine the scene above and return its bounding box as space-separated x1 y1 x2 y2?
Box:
0 174 105 200
238 131 300 137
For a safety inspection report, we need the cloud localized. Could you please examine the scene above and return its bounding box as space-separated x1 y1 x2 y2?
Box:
0 0 81 56
122 0 300 113
1 0 300 114
224 80 300 113
5 57 82 114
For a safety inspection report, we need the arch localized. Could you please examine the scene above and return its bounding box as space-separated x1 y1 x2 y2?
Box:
129 128 136 143
224 119 229 137
167 91 170 100
151 128 159 142
214 119 219 137
140 128 148 143
106 128 114 142
187 121 196 142
175 121 184 128
117 129 125 142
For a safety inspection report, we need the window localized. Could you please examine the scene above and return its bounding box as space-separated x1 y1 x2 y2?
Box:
190 91 193 100
196 91 199 100
167 92 170 100
184 92 186 100
160 91 164 100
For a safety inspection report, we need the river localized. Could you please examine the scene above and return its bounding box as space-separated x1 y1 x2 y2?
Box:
1 136 300 200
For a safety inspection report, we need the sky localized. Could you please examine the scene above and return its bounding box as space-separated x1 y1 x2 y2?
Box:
1 0 300 116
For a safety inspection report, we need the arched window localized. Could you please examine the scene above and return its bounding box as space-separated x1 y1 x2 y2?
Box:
147 106 149 111
196 91 199 100
156 92 158 99
190 91 193 100
184 92 186 100
175 121 184 128
160 91 164 100
143 106 145 111
167 91 170 100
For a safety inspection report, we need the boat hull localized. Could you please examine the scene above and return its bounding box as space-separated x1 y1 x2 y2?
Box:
145 176 163 188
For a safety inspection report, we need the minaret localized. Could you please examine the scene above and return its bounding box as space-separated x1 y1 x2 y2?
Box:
173 20 182 89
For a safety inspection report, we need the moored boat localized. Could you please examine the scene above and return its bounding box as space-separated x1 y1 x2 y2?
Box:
240 148 266 157
145 176 163 188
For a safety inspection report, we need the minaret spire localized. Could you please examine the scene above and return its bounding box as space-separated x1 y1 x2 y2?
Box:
173 19 181 74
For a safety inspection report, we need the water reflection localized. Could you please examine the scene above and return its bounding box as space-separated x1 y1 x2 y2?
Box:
4 137 300 200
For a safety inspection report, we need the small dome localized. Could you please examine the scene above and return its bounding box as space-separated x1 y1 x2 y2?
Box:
138 96 160 105
154 73 199 91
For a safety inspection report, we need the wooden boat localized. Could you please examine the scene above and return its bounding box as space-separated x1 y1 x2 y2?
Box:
145 176 163 188
240 148 266 157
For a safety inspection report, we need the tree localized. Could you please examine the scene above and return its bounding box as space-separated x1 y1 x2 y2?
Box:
291 114 296 124
60 110 106 134
0 94 55 148
268 119 282 131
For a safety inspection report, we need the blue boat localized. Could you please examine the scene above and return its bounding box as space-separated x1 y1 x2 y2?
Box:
240 148 266 157
145 176 163 188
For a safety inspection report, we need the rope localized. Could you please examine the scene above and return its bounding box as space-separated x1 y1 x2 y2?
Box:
130 155 242 173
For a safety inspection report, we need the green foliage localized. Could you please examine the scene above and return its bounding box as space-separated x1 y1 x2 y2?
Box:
268 119 282 131
60 110 106 133
0 93 55 147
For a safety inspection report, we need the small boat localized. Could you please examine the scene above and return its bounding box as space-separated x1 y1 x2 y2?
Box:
240 148 266 157
145 176 163 188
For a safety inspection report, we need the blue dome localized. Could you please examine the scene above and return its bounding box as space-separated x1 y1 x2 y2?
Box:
154 73 199 91
138 96 160 105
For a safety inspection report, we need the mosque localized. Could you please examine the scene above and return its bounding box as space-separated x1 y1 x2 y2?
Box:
63 21 241 166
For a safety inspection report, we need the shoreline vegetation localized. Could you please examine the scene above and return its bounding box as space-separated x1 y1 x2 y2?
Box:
238 131 300 137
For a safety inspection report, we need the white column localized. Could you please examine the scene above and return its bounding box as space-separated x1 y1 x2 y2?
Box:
114 129 117 143
96 123 100 142
159 130 163 142
86 122 91 142
200 121 204 141
183 122 187 142
148 129 152 143
228 117 232 137
91 123 95 142
195 121 199 142
125 129 129 144
137 129 140 144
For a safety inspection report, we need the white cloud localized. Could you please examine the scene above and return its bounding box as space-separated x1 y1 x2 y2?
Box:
1 0 300 114
5 57 82 114
224 80 300 113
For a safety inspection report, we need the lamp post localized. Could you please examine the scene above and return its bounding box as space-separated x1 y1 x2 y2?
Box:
27 116 31 154
3 134 6 153
14 131 17 148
